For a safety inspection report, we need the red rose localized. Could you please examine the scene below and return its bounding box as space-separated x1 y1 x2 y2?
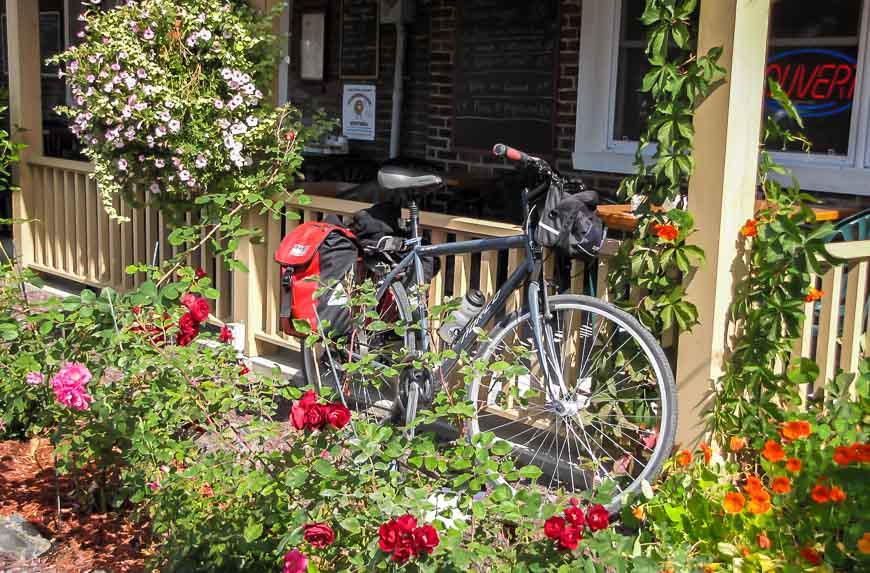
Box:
181 293 198 309
305 404 327 430
378 520 400 552
543 516 565 540
558 526 581 550
290 391 319 430
176 312 200 346
326 403 351 429
285 130 297 142
195 267 207 279
132 305 141 315
303 523 335 548
396 514 417 533
219 325 233 343
563 505 585 527
585 504 609 531
391 541 415 563
191 298 210 322
239 365 250 376
412 524 439 554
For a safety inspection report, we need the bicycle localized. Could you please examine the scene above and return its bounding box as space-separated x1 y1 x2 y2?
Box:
302 144 676 510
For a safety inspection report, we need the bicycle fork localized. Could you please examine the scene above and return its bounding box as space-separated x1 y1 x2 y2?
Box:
527 280 571 404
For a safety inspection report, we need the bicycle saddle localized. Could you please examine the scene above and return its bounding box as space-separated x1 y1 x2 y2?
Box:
377 166 443 191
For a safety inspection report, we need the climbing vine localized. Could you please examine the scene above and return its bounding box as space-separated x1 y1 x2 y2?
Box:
609 0 724 335
709 81 840 439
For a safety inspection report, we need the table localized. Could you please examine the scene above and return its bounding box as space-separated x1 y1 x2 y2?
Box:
597 201 860 233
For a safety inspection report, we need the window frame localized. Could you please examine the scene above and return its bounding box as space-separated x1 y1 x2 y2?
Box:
573 0 870 196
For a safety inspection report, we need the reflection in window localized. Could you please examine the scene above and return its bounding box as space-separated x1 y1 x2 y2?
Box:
613 0 649 143
765 0 862 156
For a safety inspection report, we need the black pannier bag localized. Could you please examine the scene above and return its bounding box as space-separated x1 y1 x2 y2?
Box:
275 222 359 338
534 180 607 260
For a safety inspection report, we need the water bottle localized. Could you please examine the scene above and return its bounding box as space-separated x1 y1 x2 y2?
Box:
438 289 485 344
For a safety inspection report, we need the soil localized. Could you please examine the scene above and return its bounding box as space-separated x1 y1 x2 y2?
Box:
0 439 148 573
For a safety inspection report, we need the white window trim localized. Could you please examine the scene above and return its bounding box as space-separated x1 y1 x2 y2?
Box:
573 0 870 196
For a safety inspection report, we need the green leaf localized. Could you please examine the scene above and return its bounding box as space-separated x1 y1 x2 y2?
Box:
243 521 263 543
491 440 512 456
339 517 361 534
519 465 543 480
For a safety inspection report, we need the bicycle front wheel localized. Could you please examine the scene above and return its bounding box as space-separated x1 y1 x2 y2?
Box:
466 294 676 511
302 280 416 423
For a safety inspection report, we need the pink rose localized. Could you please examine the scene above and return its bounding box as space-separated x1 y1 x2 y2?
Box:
283 549 308 573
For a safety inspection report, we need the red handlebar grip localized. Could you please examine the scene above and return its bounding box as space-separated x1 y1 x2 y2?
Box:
505 147 523 161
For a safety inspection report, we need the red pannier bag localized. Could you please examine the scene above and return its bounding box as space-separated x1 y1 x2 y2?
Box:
275 222 359 338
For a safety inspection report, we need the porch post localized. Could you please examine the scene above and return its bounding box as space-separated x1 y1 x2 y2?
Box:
675 0 771 445
5 0 43 265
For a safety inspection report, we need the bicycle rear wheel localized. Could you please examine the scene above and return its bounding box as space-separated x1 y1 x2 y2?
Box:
466 294 676 511
302 280 416 423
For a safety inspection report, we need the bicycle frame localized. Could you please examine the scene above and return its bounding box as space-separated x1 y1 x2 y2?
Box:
372 180 570 399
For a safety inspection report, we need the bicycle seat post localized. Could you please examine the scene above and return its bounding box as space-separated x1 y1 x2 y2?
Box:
408 194 420 241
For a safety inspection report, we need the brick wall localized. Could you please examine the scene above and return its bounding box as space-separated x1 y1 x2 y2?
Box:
285 0 628 196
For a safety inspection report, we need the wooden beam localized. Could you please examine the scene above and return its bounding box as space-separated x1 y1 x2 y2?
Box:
675 0 772 446
6 0 44 265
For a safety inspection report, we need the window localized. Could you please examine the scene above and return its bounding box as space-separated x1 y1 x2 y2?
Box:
574 0 870 195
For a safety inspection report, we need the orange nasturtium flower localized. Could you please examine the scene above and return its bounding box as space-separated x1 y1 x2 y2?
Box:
762 439 786 462
858 533 870 555
723 491 746 514
676 450 692 467
757 533 771 550
747 498 771 515
699 442 712 464
771 476 791 494
632 505 645 520
740 218 758 237
833 446 854 466
785 457 801 473
805 287 824 302
829 486 847 503
653 223 679 241
729 436 746 452
811 484 831 504
780 420 812 440
744 475 764 496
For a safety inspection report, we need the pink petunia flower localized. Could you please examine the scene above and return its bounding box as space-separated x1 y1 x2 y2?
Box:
25 372 44 385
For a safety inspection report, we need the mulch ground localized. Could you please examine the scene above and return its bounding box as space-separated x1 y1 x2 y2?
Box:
0 439 148 573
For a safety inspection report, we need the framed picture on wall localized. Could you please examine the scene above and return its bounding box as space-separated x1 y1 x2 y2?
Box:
300 11 325 81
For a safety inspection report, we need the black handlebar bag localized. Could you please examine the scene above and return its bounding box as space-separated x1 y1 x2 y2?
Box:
275 222 359 338
535 182 607 260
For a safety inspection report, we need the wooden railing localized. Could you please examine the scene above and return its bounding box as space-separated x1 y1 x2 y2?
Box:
240 195 622 356
26 157 235 320
19 157 868 389
794 240 870 397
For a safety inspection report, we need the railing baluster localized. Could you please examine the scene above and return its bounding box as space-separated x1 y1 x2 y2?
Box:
264 213 282 338
506 248 522 313
32 166 44 265
815 266 844 393
452 233 471 301
841 260 868 374
63 169 75 274
85 175 97 282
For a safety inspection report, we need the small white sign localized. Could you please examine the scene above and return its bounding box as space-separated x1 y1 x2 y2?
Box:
342 84 376 141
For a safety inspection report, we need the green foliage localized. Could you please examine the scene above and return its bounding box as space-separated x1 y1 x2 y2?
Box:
709 81 837 438
629 362 869 571
609 0 724 335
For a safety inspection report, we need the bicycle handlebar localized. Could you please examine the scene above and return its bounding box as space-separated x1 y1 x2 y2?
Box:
492 143 554 179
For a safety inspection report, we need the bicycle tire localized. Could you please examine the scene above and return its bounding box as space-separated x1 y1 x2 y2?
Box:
466 294 677 512
302 280 416 422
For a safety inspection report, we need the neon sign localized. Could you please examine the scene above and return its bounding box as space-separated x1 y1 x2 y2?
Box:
766 49 857 118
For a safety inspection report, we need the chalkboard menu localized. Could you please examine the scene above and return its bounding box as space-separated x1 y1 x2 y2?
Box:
454 1 559 155
340 0 379 79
